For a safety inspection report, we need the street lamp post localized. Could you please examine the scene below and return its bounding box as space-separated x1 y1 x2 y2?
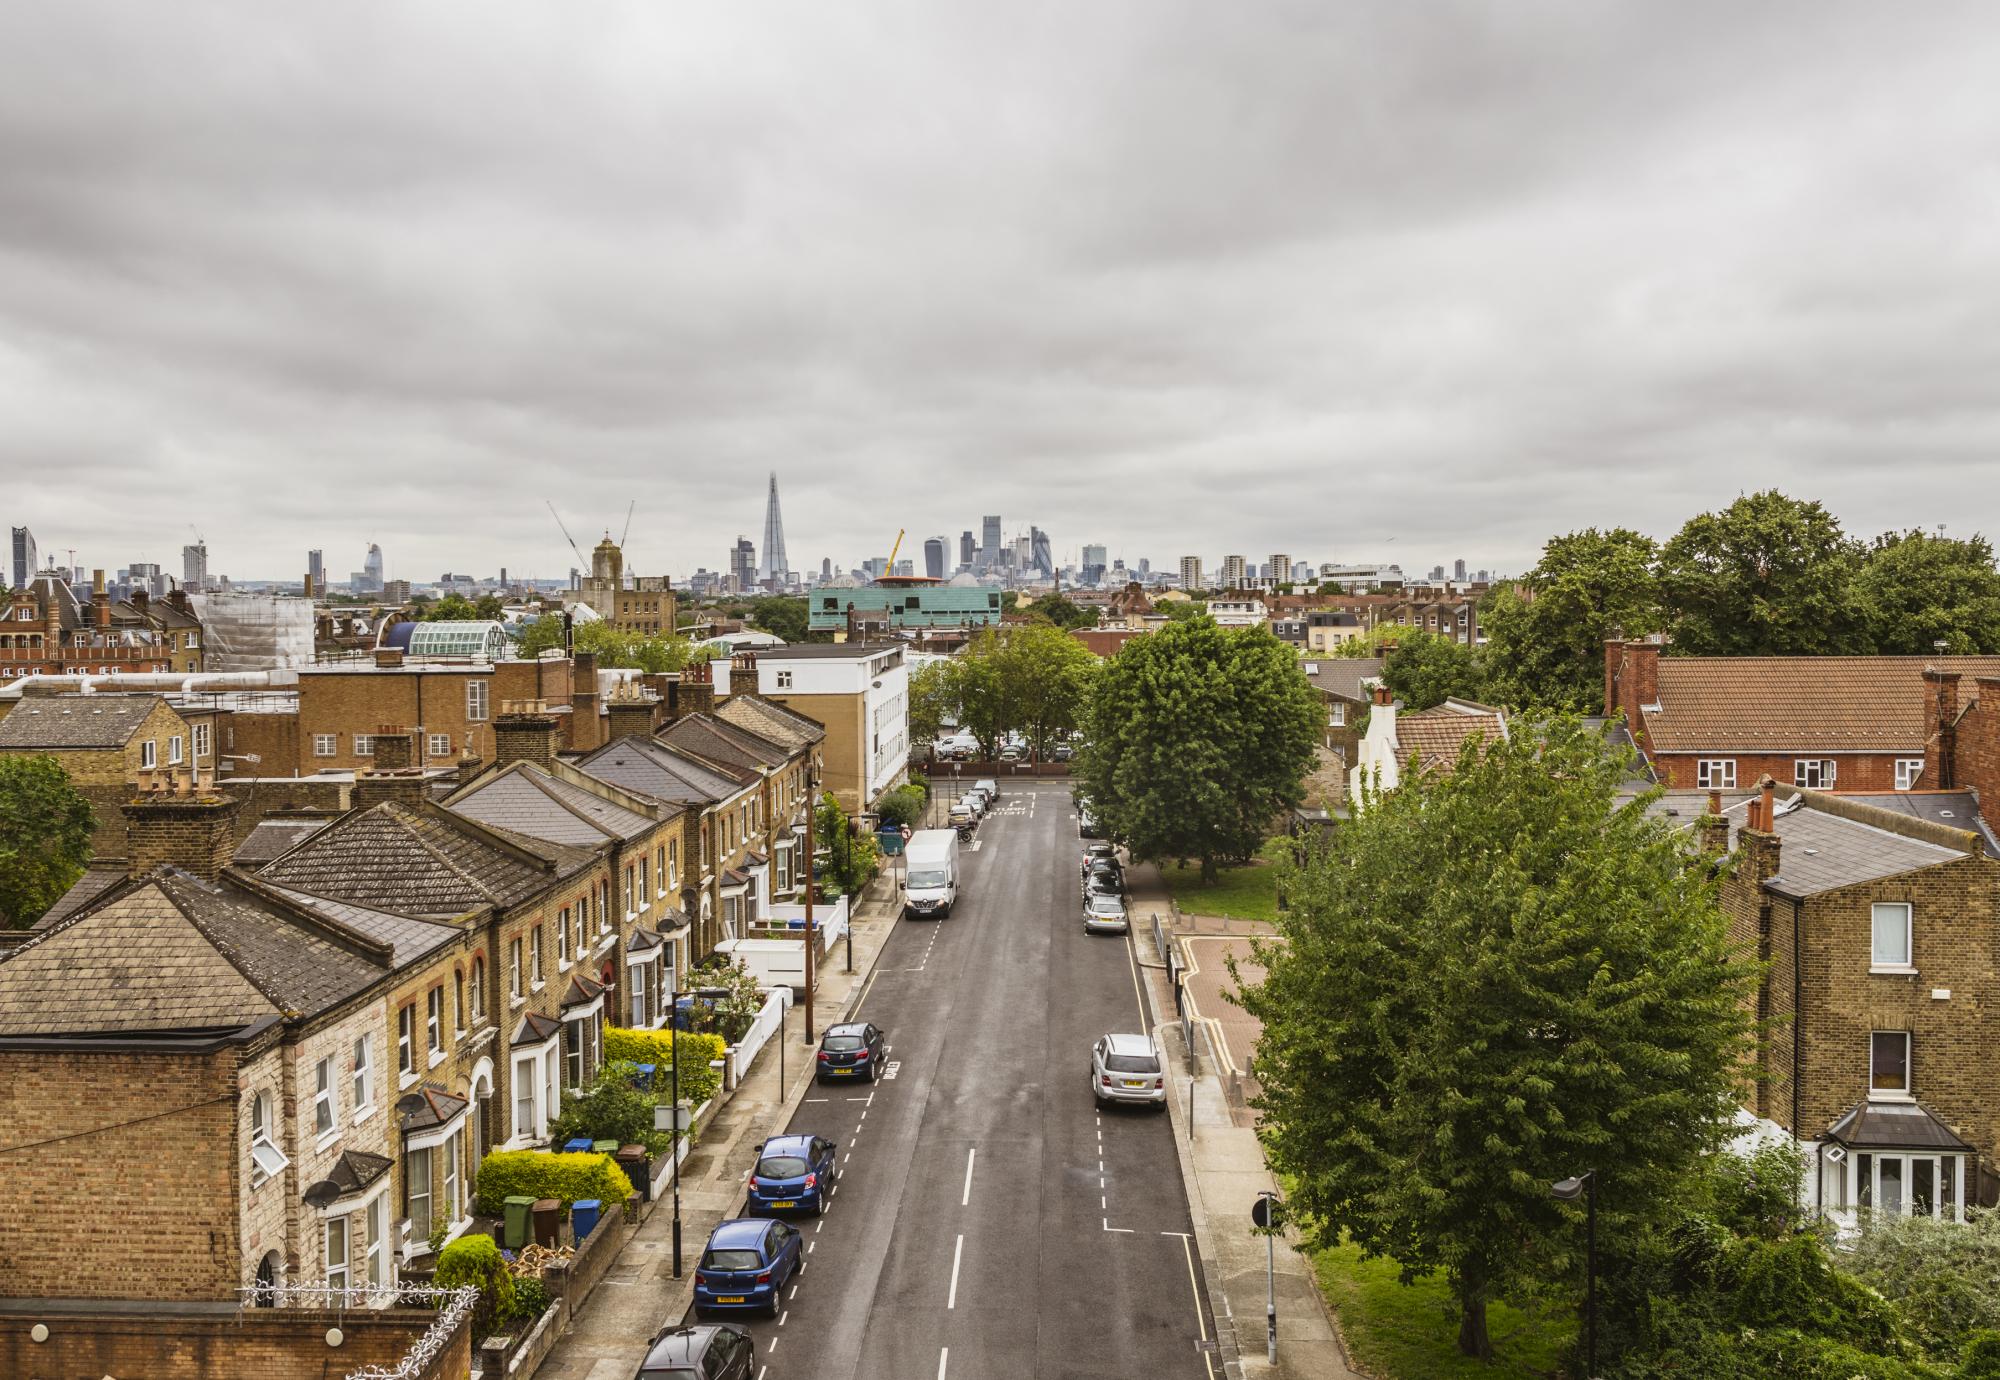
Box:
670 983 730 1279
1551 1170 1598 1379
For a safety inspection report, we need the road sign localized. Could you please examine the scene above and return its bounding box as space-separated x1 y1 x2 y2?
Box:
1251 1194 1285 1230
900 826 912 841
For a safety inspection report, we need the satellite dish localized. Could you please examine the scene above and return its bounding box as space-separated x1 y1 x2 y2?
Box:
395 1091 429 1118
302 1179 343 1209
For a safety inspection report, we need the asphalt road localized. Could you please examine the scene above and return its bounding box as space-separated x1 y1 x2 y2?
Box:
693 779 1217 1379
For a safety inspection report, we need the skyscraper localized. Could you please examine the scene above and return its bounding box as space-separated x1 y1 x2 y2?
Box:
980 515 1002 569
760 472 789 585
1030 527 1053 579
923 537 946 580
959 531 975 570
1081 543 1108 585
821 557 833 582
307 549 324 592
1453 558 1467 582
1269 554 1291 587
1180 556 1203 591
10 526 37 590
1219 555 1247 588
730 536 757 593
365 543 384 593
182 541 209 592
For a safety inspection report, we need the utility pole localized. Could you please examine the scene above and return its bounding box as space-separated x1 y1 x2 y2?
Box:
803 780 816 1043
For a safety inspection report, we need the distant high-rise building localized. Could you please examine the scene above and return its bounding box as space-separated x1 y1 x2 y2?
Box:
1453 558 1467 582
182 541 209 592
730 537 757 593
760 472 789 585
1429 564 1446 581
1219 555 1247 589
307 549 324 592
1292 560 1312 583
10 526 37 590
1269 554 1292 587
1030 527 1053 579
980 515 1002 568
923 537 946 581
959 530 975 570
821 557 833 582
894 559 914 578
1180 556 1203 591
1081 543 1109 586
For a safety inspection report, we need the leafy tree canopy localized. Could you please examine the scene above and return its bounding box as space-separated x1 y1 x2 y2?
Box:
1658 490 1869 655
1077 617 1318 881
918 623 1098 757
0 755 97 929
1482 527 1663 711
1026 594 1099 630
514 613 567 659
1240 718 1756 1358
1160 598 1207 622
420 592 505 621
1854 529 2000 655
745 596 808 644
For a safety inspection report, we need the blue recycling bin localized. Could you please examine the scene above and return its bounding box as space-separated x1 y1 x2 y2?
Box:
628 1063 656 1092
562 1137 593 1154
571 1199 603 1241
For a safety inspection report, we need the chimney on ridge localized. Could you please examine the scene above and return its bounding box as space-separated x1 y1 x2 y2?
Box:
122 769 241 882
494 699 561 767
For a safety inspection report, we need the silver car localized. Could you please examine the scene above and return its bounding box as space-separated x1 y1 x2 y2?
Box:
1083 890 1128 935
1093 1033 1166 1108
974 777 999 803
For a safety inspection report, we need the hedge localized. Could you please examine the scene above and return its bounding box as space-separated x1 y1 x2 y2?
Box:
474 1150 632 1217
604 1026 726 1109
434 1232 515 1338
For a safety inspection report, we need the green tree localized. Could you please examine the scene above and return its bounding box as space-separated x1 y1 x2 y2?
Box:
473 593 505 620
1658 491 1869 655
1028 594 1099 630
1481 528 1664 711
422 592 479 621
1380 630 1485 711
1160 599 1207 622
908 658 958 749
0 756 96 928
514 613 568 658
949 623 1098 758
814 792 878 897
1078 617 1318 881
548 1061 671 1157
572 621 703 673
748 596 808 644
1854 529 2000 655
1241 719 1756 1358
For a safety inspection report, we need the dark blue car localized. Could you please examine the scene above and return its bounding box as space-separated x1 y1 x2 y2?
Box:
746 1134 838 1217
816 1021 885 1083
693 1218 802 1318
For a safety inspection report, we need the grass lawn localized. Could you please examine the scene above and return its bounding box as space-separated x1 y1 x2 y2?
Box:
1310 1240 1571 1380
1160 843 1282 922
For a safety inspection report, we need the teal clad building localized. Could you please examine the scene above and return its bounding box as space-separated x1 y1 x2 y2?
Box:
807 583 1004 631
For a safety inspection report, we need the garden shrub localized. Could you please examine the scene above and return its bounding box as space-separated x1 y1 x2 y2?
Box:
604 1026 724 1109
434 1232 515 1340
1725 1232 1904 1348
473 1150 632 1216
502 1276 553 1329
1849 1211 2000 1357
548 1061 671 1157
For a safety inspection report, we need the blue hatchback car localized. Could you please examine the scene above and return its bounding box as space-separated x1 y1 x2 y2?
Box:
746 1134 839 1217
693 1218 803 1318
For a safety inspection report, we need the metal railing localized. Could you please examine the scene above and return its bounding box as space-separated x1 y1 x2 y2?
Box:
233 1282 479 1380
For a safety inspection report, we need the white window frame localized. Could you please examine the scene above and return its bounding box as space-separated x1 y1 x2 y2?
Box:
1870 1030 1912 1099
513 1055 540 1139
530 926 545 987
776 670 793 690
313 1056 337 1139
366 1195 388 1288
249 1090 288 1187
427 987 445 1061
352 1035 374 1117
1328 702 1346 727
140 739 157 770
1896 758 1925 791
405 1145 433 1242
326 1217 350 1291
467 681 489 721
1871 902 1914 973
397 1005 415 1077
1794 758 1835 789
625 865 638 919
1696 759 1737 789
193 722 212 758
429 733 453 759
168 734 185 765
354 734 375 758
441 1129 461 1227
470 958 487 1024
509 939 523 1001
557 908 572 968
313 733 337 758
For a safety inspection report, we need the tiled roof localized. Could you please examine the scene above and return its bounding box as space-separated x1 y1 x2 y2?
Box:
233 819 331 866
304 1149 395 1207
1844 792 1999 857
561 974 605 1009
447 764 652 848
257 800 585 918
1764 802 1968 899
513 1011 561 1047
661 714 789 772
0 694 166 749
578 736 742 807
0 869 388 1037
1646 656 2000 753
1394 703 1504 776
715 695 825 751
32 862 128 931
264 886 462 966
1826 1099 1971 1152
1304 658 1384 703
398 1085 470 1134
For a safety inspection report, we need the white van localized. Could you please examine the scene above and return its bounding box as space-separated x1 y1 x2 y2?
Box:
903 828 961 919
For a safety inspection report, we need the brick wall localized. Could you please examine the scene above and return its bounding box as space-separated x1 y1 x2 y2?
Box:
1949 681 2000 839
1653 752 1915 793
0 1303 471 1380
220 710 301 780
0 1044 246 1300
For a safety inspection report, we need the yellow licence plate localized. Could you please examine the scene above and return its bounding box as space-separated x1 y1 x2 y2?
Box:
1122 1080 1146 1088
771 1201 796 1208
717 1296 745 1304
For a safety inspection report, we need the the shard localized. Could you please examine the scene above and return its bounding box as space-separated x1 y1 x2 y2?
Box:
759 471 789 585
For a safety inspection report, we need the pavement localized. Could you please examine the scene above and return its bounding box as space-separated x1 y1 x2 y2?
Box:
1124 867 1362 1380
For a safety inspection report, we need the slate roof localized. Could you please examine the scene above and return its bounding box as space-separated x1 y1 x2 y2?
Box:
1843 792 2000 857
31 862 128 931
398 1085 470 1134
305 1149 395 1207
560 973 605 1009
233 818 331 866
446 763 654 848
1764 803 1969 899
1826 1099 1971 1152
661 713 789 773
0 869 388 1037
1394 702 1505 776
263 886 462 966
1304 658 1384 703
578 736 744 808
1645 656 2000 753
715 695 825 752
257 800 590 918
0 694 166 749
513 1011 561 1047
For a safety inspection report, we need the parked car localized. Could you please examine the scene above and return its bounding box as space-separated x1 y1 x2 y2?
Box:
1080 842 1119 877
634 1323 755 1380
817 1021 887 1083
998 744 1026 762
1053 744 1075 762
1092 1033 1167 1108
975 777 1000 803
966 784 993 810
949 804 976 837
693 1218 803 1317
1077 800 1104 838
1084 890 1129 934
958 792 987 822
1083 862 1124 901
746 1133 839 1217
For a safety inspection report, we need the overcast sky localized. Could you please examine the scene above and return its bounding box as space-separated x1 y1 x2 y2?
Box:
4 2 1998 585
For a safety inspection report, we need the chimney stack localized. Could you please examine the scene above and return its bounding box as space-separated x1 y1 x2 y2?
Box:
1737 774 1783 883
1924 667 1962 790
374 646 405 669
606 687 662 741
1370 682 1394 707
494 699 561 766
122 770 241 882
1696 788 1731 854
91 570 111 629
